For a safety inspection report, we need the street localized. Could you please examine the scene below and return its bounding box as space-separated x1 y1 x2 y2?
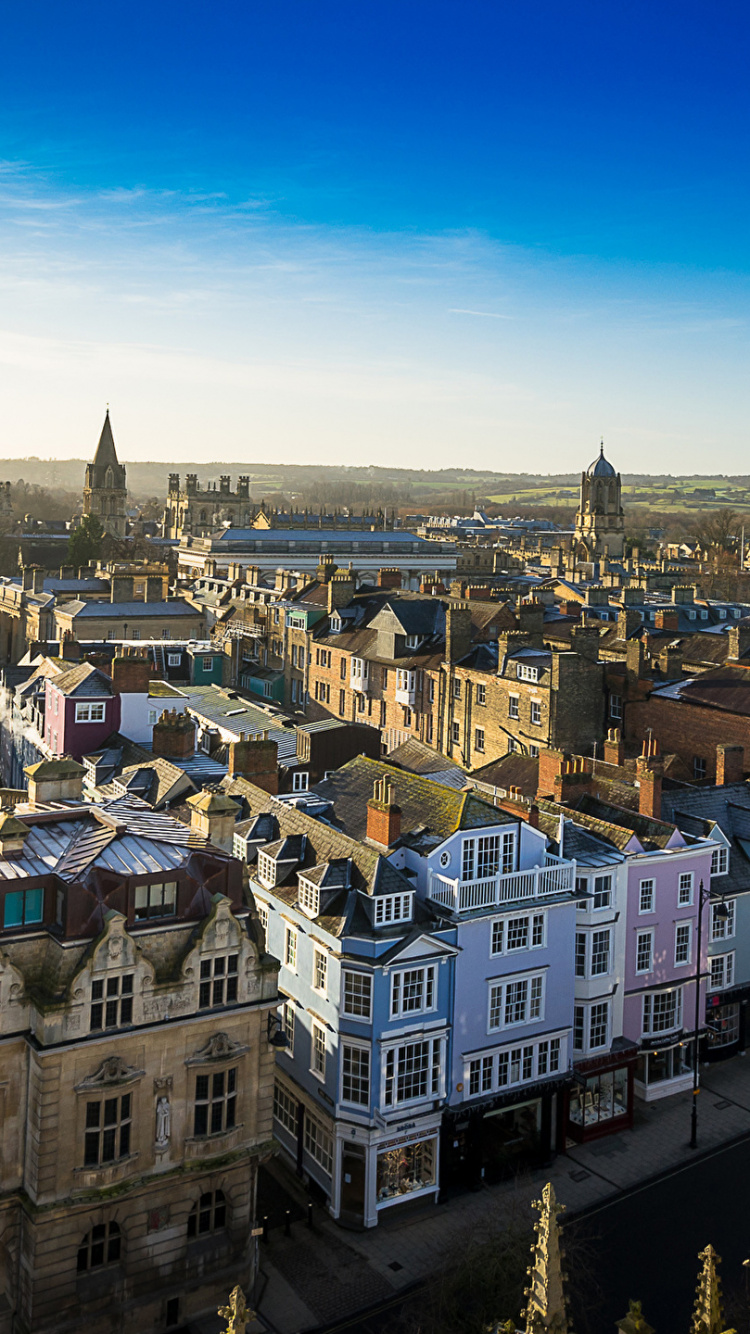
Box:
308 1134 750 1333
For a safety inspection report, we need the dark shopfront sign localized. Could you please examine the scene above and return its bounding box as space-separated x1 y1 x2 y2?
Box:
443 1071 571 1125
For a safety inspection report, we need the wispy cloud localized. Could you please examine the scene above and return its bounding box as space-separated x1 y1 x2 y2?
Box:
449 307 514 319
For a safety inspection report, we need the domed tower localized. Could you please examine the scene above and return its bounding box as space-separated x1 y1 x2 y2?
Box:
82 410 128 538
573 442 625 561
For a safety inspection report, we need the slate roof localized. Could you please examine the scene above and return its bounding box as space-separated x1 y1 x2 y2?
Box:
311 755 514 844
662 783 750 896
60 599 198 619
470 753 539 799
573 793 683 852
52 663 115 698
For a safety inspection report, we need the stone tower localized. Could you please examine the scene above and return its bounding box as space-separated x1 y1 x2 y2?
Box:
82 409 128 538
573 441 625 561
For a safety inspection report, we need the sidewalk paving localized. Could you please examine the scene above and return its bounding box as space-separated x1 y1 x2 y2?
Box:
254 1055 750 1333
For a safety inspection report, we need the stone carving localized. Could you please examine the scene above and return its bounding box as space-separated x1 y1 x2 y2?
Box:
218 1286 254 1334
155 1096 171 1147
76 1056 145 1091
186 1031 248 1066
108 935 123 961
153 1075 173 1093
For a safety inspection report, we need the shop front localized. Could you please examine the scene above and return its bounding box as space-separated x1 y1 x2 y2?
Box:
565 1043 637 1143
333 1113 442 1229
705 987 746 1061
635 1035 695 1101
441 1077 568 1192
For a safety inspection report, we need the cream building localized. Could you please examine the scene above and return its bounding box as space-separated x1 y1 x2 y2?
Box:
0 762 279 1334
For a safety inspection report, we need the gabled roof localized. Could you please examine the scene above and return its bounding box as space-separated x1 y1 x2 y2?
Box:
51 663 115 698
573 793 684 852
312 756 514 844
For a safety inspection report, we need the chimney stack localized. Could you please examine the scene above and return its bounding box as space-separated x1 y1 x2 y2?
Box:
636 737 664 819
366 776 402 848
603 727 624 768
228 731 279 794
716 744 744 787
152 708 196 759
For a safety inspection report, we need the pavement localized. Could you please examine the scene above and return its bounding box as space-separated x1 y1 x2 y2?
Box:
251 1054 750 1333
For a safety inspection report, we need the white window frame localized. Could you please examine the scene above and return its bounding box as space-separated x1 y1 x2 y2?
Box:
465 1032 566 1099
516 663 538 682
711 898 735 940
674 921 692 967
711 846 729 877
75 701 106 723
389 964 437 1019
508 694 520 720
381 1034 446 1108
340 1040 371 1107
639 879 655 914
284 926 298 972
487 971 545 1032
313 948 328 996
297 878 320 919
491 911 546 957
592 875 612 910
311 1023 327 1080
293 771 310 792
257 852 277 889
635 929 654 975
373 894 412 925
341 970 372 1022
678 872 694 906
642 987 683 1036
710 951 735 991
530 700 542 726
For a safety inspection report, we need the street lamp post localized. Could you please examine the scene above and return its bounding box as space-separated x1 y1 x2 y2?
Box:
690 879 727 1149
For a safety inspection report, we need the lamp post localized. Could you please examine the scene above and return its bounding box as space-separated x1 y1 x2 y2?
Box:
690 880 727 1149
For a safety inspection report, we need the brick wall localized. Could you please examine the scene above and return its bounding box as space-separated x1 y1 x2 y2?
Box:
628 694 750 783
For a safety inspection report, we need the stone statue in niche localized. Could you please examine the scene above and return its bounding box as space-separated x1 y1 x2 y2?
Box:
155 1096 171 1146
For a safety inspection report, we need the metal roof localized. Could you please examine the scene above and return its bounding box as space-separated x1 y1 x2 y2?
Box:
63 600 199 618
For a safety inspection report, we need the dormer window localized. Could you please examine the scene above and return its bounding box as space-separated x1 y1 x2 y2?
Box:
516 663 538 682
373 893 412 925
405 634 420 650
298 878 319 918
330 615 342 634
258 852 277 888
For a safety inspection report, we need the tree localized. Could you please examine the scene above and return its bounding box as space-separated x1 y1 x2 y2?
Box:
67 514 104 567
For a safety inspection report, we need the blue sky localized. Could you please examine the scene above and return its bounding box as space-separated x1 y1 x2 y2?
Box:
0 1 748 472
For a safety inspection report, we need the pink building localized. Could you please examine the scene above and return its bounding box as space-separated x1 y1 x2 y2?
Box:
44 664 120 759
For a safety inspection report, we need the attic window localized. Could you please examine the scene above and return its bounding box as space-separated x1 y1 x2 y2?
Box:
405 634 420 649
330 616 342 633
516 664 538 682
168 654 181 666
257 852 277 888
373 893 412 925
298 878 319 918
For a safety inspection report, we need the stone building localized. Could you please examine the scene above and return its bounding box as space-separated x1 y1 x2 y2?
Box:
573 442 625 561
163 476 254 540
0 766 279 1334
82 411 128 539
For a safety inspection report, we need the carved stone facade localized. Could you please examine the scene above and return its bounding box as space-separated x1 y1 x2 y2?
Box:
0 794 279 1334
82 411 128 539
163 475 254 540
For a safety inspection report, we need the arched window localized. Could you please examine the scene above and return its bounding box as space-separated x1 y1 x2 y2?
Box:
187 1190 226 1238
110 498 117 514
200 510 208 523
105 468 114 490
77 1221 121 1272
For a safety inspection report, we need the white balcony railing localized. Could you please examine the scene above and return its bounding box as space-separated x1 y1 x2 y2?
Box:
350 671 370 694
395 686 416 706
427 857 576 913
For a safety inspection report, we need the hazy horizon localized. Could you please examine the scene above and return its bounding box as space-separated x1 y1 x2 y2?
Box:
1 2 748 473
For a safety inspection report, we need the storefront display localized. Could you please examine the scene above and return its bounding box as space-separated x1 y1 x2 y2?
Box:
376 1137 437 1204
569 1068 628 1129
706 1001 740 1053
636 1039 693 1093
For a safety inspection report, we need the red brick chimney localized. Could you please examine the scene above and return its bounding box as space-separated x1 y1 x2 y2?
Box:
603 727 624 768
716 744 744 787
112 650 153 694
152 708 196 759
636 737 663 819
537 748 566 799
366 776 402 847
377 568 402 590
228 730 279 795
655 609 680 631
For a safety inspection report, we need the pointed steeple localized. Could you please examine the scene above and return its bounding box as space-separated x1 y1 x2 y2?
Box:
92 408 121 473
522 1183 570 1334
691 1245 734 1334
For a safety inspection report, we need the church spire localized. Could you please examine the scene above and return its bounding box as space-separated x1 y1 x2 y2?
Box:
691 1245 734 1334
522 1182 570 1334
92 408 120 472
